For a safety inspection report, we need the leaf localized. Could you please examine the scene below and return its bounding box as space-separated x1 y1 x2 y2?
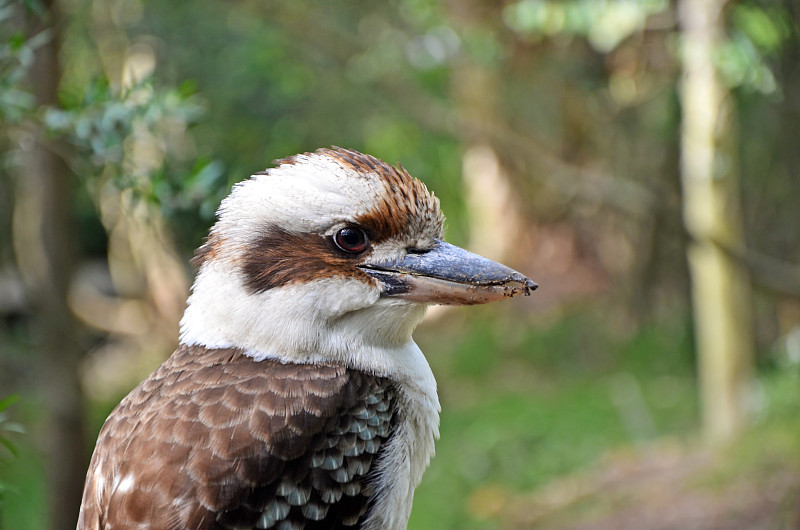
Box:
1 422 24 434
0 436 18 458
0 395 19 414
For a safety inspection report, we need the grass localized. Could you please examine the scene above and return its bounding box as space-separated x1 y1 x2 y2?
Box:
0 394 47 530
408 306 699 529
702 367 800 487
408 307 800 529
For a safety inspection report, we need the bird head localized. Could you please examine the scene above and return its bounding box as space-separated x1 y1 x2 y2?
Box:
179 148 535 372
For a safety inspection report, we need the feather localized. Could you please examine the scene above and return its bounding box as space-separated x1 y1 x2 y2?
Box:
78 345 396 529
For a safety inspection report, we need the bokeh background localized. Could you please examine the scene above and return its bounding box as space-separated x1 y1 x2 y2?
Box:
2 0 800 528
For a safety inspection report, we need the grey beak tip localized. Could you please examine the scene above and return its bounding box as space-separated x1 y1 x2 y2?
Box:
509 272 537 296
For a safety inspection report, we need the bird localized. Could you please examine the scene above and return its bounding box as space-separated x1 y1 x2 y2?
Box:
77 147 536 530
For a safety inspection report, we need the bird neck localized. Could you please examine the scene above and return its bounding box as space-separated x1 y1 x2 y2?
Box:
179 260 432 385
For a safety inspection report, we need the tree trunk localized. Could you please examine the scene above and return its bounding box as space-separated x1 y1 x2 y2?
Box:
14 1 88 527
678 0 754 441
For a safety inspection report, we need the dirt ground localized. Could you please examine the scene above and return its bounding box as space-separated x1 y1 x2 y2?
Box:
497 441 800 530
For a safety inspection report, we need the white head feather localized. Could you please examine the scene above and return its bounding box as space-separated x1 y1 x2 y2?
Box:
179 148 443 385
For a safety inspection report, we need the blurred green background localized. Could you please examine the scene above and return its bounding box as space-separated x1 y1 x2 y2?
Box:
2 0 800 528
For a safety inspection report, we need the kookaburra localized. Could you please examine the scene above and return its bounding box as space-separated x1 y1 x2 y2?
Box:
78 148 536 530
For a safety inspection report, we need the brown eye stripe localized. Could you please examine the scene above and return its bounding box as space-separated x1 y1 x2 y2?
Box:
198 147 445 289
241 228 370 293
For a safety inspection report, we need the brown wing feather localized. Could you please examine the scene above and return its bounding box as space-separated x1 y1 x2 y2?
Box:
77 345 395 530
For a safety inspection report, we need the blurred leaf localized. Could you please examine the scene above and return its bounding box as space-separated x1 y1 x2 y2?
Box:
17 0 45 17
732 4 793 54
716 33 778 94
0 396 18 415
0 437 17 459
503 0 669 52
717 3 795 94
0 394 21 516
0 423 23 435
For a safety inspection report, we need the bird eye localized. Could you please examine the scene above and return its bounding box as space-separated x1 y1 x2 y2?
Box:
333 227 369 254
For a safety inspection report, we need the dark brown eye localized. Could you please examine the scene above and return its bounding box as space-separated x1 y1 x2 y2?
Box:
333 227 369 254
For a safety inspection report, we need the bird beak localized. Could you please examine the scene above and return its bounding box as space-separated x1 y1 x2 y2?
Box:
359 240 537 305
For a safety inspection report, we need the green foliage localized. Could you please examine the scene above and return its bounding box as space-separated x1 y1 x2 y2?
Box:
503 0 669 51
134 0 469 241
0 0 38 122
502 0 795 96
0 395 23 514
732 4 793 53
0 397 45 530
2 2 226 252
44 79 224 224
718 2 796 94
